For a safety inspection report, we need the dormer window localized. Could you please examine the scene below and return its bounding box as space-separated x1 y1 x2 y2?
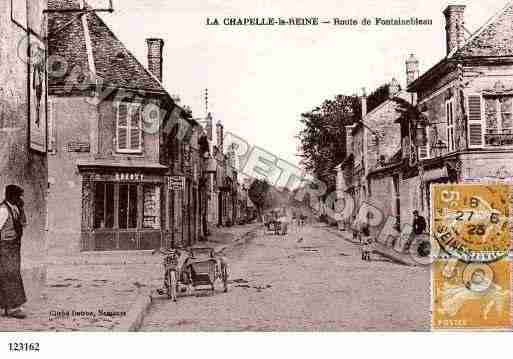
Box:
116 102 142 153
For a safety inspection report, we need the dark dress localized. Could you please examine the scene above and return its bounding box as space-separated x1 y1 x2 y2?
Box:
413 216 427 235
0 202 27 310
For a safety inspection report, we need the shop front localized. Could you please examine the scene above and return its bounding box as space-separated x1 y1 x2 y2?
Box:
79 163 169 251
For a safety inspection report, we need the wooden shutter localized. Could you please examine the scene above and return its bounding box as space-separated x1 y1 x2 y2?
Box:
467 94 484 148
130 105 141 151
117 103 128 150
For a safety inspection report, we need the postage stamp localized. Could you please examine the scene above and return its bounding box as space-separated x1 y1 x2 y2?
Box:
432 259 512 330
431 184 511 263
431 184 512 330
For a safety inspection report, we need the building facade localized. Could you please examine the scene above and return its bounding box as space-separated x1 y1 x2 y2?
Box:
46 0 175 254
335 2 513 255
408 3 513 219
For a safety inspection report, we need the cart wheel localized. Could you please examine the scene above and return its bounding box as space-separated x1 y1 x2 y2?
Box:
166 270 177 302
222 264 229 293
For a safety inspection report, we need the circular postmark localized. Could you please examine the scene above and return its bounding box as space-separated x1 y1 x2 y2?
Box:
432 184 511 263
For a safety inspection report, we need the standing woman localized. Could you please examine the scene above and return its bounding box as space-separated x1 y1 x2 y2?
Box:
0 185 27 319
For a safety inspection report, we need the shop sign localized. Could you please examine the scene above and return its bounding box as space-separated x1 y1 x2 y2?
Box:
115 172 145 182
168 176 185 190
67 141 91 152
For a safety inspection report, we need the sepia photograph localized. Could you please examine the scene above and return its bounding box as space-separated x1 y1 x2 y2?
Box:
1 0 513 355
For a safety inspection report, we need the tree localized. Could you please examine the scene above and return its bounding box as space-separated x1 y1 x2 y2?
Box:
248 179 271 221
298 95 362 197
366 82 403 114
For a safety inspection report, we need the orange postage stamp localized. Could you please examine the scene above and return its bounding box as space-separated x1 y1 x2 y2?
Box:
431 183 512 330
432 259 511 330
431 184 511 263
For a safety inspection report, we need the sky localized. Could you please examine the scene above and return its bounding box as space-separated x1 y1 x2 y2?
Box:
96 0 509 166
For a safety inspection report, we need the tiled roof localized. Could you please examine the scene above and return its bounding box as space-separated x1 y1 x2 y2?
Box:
408 1 513 91
453 1 513 58
48 0 166 93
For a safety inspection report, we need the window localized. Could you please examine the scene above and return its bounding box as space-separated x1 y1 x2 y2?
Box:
118 184 138 229
94 182 115 229
467 94 513 148
143 185 161 229
484 96 513 147
117 102 142 153
446 99 455 151
91 182 162 236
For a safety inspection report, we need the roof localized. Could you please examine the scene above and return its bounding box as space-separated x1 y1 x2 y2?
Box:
408 1 513 92
48 0 166 94
368 157 406 177
77 159 168 170
452 1 513 58
353 93 412 134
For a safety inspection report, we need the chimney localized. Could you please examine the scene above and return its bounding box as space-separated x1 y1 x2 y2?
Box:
206 112 213 141
361 87 367 119
443 5 466 55
389 78 401 98
216 121 224 152
406 53 420 87
146 38 164 82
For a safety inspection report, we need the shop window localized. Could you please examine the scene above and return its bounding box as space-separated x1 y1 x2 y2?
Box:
116 102 142 153
143 185 161 229
118 184 138 229
94 182 115 229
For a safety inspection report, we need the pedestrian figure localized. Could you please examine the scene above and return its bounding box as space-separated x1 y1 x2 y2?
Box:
412 210 427 235
0 185 28 319
300 214 306 227
279 215 290 236
360 223 372 261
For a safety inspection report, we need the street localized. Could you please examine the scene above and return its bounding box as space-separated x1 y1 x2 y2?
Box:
141 223 431 331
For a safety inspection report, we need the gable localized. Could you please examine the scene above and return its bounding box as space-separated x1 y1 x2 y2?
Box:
86 13 164 92
48 0 166 94
454 2 513 58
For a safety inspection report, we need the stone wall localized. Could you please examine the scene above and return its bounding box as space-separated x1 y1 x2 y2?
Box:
47 96 97 256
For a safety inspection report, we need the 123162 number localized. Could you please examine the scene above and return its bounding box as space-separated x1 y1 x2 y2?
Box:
8 343 40 352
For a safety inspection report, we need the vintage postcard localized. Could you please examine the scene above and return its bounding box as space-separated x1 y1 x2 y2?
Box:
3 0 513 346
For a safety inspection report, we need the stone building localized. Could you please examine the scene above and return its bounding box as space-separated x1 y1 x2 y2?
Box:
336 76 417 230
0 0 48 295
407 2 513 219
364 76 418 230
336 2 513 255
46 0 176 254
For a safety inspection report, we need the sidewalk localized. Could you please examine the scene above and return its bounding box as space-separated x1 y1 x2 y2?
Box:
0 223 260 332
321 224 419 266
